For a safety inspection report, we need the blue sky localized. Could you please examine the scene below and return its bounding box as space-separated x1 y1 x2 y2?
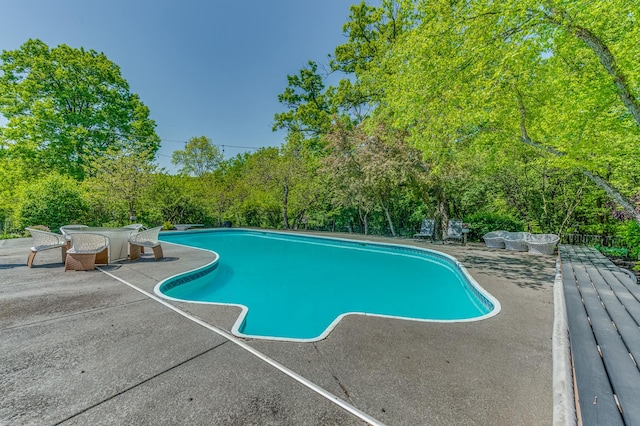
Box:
0 0 365 172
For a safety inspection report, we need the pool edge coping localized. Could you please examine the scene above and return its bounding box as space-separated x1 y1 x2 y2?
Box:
153 228 502 343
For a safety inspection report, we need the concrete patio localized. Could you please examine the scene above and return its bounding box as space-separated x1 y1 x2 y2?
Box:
1 232 556 425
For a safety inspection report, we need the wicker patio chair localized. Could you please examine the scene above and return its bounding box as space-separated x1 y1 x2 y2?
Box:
25 227 68 268
482 230 509 249
503 232 530 252
525 234 560 255
129 226 163 261
64 233 109 271
413 218 435 242
443 219 464 244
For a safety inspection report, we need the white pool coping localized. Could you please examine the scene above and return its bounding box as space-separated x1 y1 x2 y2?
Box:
153 229 502 343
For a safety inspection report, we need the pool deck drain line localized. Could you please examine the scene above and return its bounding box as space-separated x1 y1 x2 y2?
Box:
97 267 386 426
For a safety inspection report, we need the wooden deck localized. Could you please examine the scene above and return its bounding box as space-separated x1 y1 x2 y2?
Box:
559 245 640 425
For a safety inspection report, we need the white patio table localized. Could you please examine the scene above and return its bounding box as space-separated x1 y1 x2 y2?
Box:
62 227 134 263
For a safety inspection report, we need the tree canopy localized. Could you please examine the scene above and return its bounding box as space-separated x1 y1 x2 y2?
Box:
2 3 639 259
0 39 160 180
171 135 223 177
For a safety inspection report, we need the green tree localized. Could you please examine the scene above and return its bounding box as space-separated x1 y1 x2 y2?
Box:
84 148 157 223
17 173 88 231
171 135 223 178
273 61 336 144
324 121 425 236
363 0 640 224
0 39 160 180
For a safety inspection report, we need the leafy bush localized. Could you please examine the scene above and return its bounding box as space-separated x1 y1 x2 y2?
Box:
17 174 88 232
594 244 629 258
616 220 640 259
463 212 524 242
162 221 174 231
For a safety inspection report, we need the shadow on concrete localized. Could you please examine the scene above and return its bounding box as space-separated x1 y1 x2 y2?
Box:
0 262 63 270
451 251 555 291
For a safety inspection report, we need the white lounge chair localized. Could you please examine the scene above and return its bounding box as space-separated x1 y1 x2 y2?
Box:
483 230 509 249
60 224 89 237
503 232 530 252
174 224 204 231
444 219 464 244
129 226 163 261
123 224 146 232
525 234 560 255
64 233 109 271
25 227 68 268
413 218 435 242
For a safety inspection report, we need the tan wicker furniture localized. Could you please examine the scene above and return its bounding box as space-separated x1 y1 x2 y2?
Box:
62 227 133 262
64 233 109 271
25 227 68 268
129 226 163 261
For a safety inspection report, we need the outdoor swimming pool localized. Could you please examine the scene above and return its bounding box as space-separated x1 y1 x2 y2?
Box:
155 230 500 341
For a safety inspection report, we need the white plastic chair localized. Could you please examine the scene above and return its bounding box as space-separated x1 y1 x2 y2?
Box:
129 226 163 261
503 232 530 252
25 227 68 268
525 234 560 255
64 233 109 271
483 230 509 249
123 224 146 232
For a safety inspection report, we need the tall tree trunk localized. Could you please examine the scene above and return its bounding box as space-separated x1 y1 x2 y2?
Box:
282 184 290 229
358 204 369 235
380 199 396 237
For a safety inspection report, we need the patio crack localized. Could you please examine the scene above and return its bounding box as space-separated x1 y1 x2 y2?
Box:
52 340 230 425
313 343 355 405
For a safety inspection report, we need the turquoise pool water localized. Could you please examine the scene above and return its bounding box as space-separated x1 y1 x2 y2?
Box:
156 230 499 341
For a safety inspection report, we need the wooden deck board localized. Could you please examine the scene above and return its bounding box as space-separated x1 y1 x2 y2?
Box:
560 245 640 425
561 260 623 425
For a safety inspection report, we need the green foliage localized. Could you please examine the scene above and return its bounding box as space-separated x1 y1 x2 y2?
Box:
17 174 88 231
171 136 222 177
616 220 640 258
83 148 157 222
594 244 629 258
0 39 160 180
162 221 174 231
464 212 525 242
273 61 335 145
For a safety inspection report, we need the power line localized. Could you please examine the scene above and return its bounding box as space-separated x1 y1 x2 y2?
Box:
1 117 264 152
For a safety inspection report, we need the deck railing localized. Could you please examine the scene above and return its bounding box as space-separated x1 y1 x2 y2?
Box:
560 233 617 247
